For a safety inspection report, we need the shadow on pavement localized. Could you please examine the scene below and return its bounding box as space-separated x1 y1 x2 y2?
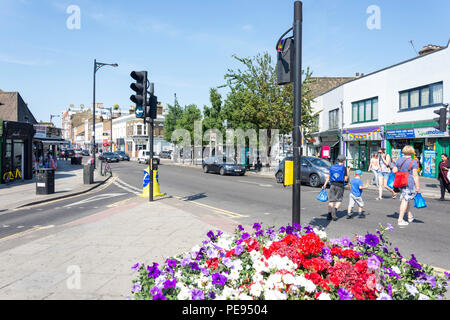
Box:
387 212 425 224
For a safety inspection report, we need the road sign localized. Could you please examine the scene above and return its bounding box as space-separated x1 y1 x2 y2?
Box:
135 106 144 118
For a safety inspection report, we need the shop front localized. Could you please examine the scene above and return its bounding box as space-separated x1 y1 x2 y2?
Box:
342 126 384 171
385 121 449 178
318 130 341 163
33 125 68 171
1 121 35 183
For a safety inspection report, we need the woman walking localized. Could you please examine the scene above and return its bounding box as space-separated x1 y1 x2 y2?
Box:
392 145 421 227
438 154 450 201
368 153 380 186
376 148 397 200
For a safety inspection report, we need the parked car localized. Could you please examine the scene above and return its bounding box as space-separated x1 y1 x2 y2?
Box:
159 151 172 159
64 149 75 159
99 152 120 163
81 150 90 156
137 150 160 165
275 156 331 187
202 156 246 176
114 151 130 161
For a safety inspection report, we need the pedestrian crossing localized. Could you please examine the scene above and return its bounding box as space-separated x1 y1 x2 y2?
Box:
113 178 141 195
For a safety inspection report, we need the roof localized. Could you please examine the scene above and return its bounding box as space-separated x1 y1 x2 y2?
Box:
309 77 356 98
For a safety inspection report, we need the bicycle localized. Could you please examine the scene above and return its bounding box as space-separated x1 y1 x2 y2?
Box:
2 168 22 184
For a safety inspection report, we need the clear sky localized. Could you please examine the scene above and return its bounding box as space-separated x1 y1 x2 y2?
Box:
1 0 449 127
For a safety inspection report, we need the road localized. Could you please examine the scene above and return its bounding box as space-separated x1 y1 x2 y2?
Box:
1 159 449 273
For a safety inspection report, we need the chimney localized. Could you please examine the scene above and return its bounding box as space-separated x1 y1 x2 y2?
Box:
419 44 443 56
356 72 360 77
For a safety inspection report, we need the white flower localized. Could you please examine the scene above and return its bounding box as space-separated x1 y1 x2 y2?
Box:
264 289 287 300
418 293 430 300
238 293 253 300
249 250 262 262
391 266 401 274
177 286 191 300
282 273 295 285
295 276 316 293
250 282 263 298
318 293 331 300
376 292 393 300
313 227 327 240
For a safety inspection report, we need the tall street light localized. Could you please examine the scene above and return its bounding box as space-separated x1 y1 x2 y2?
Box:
92 59 118 168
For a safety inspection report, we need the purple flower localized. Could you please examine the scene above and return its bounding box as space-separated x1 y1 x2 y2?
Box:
377 292 392 300
337 288 353 300
279 226 286 234
150 286 162 296
364 234 379 247
340 237 351 247
217 230 223 237
147 263 161 279
292 222 301 231
253 223 261 231
234 245 244 256
191 288 205 300
195 248 205 261
304 226 313 234
405 284 419 296
322 247 331 255
394 247 403 259
384 267 401 279
286 226 294 234
131 263 140 271
153 293 167 300
238 225 244 232
163 278 177 289
387 223 394 232
208 291 216 299
211 273 227 287
444 272 450 281
200 267 210 276
207 230 215 241
255 230 264 237
166 259 177 269
406 254 422 270
189 262 200 271
387 284 393 296
367 255 381 270
180 255 191 267
131 282 142 293
241 233 250 240
266 228 276 240
222 257 233 268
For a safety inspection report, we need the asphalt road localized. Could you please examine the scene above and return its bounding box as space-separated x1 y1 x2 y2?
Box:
112 160 450 271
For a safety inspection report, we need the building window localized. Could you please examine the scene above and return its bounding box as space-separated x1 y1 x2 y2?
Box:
136 124 142 136
329 109 339 129
352 97 378 124
399 82 443 110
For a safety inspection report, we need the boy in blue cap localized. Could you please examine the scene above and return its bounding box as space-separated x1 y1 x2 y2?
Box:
347 170 369 219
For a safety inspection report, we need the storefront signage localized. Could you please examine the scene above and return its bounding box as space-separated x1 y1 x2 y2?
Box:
423 150 436 178
33 125 62 139
322 146 331 158
34 125 47 139
385 129 415 140
343 128 382 141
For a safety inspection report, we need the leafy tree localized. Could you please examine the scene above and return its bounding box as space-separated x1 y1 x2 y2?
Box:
163 101 184 144
202 88 225 146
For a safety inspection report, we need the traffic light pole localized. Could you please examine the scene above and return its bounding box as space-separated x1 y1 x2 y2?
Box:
149 82 154 202
292 1 303 225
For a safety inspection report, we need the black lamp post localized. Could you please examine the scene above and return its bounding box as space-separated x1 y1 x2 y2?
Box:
92 59 118 168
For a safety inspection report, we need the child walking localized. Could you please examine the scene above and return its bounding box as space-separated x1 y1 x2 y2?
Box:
347 170 369 219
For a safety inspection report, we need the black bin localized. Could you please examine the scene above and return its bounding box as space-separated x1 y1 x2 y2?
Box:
71 157 82 165
36 169 55 195
83 164 94 184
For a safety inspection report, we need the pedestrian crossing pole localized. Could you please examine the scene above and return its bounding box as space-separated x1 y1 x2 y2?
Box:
292 1 303 225
148 82 155 202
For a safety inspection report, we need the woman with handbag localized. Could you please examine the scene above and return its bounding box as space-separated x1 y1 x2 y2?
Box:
392 145 421 227
376 148 397 200
438 153 450 201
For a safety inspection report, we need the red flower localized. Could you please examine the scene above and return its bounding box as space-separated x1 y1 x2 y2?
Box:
354 259 368 274
302 257 330 272
206 258 219 270
244 238 261 252
298 233 324 256
225 249 235 258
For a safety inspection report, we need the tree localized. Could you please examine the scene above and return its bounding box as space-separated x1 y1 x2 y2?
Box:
163 102 184 144
202 88 225 146
220 52 320 164
176 104 202 145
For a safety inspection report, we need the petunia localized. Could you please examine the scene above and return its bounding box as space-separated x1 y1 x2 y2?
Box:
367 255 381 270
253 222 262 231
131 263 140 271
234 244 244 256
405 284 419 296
166 259 177 269
191 288 205 300
377 292 392 300
406 254 422 270
152 293 167 300
212 273 228 287
303 226 313 234
337 288 353 300
131 282 142 293
387 223 394 231
147 263 161 279
241 233 250 240
340 237 351 247
364 234 379 247
163 278 177 290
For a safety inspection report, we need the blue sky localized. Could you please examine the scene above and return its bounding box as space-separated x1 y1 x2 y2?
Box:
0 0 449 127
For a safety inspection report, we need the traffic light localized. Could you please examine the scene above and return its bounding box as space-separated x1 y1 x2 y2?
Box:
276 37 294 85
433 105 448 132
130 71 147 119
147 94 158 120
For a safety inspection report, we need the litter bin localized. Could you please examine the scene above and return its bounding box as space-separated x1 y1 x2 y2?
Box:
71 156 82 165
83 163 94 184
36 168 55 195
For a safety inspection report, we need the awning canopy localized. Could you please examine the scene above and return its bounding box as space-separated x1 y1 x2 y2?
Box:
320 141 339 148
34 138 69 145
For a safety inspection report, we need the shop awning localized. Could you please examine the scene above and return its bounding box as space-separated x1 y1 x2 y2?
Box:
321 141 339 148
34 138 69 145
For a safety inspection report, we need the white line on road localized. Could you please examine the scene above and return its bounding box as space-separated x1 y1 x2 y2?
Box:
63 193 127 208
114 178 140 195
238 180 273 188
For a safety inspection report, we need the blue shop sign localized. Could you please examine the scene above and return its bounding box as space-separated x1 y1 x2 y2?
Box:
386 129 415 139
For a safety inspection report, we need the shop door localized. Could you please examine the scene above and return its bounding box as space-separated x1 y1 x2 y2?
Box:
13 140 24 180
359 142 368 171
413 141 424 176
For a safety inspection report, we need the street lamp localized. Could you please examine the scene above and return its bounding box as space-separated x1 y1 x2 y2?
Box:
92 59 118 168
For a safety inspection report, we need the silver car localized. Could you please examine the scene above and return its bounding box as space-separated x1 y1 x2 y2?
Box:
275 156 331 187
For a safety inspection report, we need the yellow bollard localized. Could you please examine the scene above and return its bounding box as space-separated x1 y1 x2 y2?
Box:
140 165 165 198
284 160 294 187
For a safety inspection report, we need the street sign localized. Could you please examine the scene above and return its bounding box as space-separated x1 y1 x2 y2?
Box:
135 106 144 118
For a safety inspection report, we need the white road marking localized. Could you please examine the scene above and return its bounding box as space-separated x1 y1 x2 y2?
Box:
113 178 140 195
238 180 273 188
63 193 126 208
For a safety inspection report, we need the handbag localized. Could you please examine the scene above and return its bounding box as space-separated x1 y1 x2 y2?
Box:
393 159 414 189
387 172 395 189
317 189 328 202
414 193 427 209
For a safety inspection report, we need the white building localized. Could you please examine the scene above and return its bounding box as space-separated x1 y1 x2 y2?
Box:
310 41 450 178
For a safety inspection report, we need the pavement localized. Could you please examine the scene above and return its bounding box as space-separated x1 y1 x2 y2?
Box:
0 195 243 300
0 159 110 212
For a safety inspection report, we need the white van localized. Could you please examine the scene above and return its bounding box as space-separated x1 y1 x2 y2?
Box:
137 150 160 165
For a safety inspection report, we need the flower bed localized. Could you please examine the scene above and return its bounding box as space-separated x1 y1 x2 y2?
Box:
130 223 448 300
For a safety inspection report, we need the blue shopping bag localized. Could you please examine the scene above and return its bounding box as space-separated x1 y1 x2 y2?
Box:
387 173 395 189
414 193 427 209
317 189 328 202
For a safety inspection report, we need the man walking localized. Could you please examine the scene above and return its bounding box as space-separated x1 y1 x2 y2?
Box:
322 155 350 221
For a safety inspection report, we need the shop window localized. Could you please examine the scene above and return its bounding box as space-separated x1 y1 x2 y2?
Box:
399 82 443 111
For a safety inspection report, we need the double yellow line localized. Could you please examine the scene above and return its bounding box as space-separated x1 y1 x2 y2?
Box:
0 225 54 242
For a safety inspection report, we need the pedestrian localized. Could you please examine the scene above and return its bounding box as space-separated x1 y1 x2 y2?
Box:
347 170 369 219
437 153 450 201
392 145 421 227
368 152 380 186
322 155 350 221
376 148 397 200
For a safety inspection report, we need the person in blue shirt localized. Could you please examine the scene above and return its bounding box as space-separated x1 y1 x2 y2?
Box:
347 170 369 219
322 155 350 221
